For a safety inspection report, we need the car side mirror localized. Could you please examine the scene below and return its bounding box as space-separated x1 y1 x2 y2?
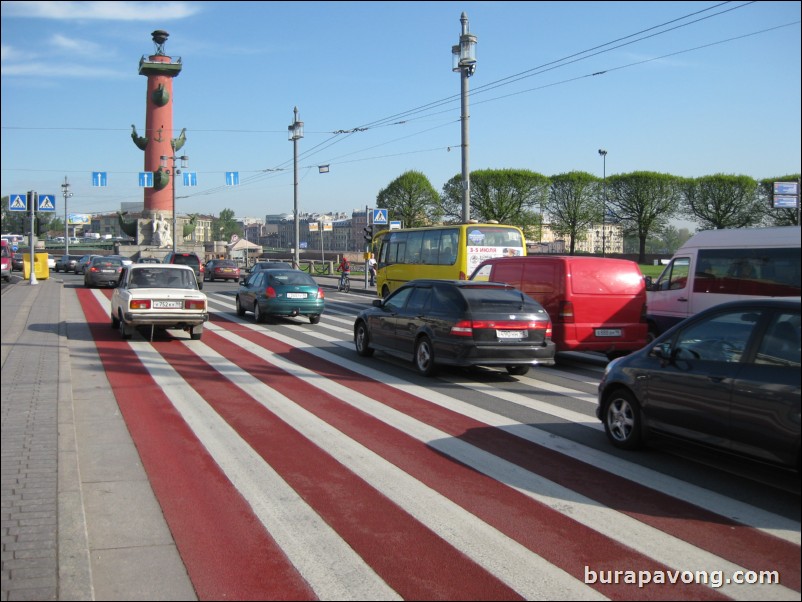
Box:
651 342 672 361
644 276 653 290
372 299 383 308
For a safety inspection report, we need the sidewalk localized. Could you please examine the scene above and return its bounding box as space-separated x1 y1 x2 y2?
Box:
1 276 194 601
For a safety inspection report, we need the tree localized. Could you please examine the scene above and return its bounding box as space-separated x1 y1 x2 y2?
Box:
376 171 441 228
759 175 800 226
441 169 550 236
679 174 762 229
212 208 240 242
606 171 682 263
546 171 598 254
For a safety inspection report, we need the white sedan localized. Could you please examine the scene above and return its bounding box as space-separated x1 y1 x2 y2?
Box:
110 264 208 341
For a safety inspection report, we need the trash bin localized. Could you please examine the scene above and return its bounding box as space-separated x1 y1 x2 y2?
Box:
23 253 50 280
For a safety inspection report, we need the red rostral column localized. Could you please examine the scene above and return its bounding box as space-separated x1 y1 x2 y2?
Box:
134 30 183 215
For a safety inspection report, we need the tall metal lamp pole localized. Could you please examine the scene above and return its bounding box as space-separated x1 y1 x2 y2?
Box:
452 12 477 223
288 107 304 268
160 151 188 253
61 177 72 256
598 149 607 257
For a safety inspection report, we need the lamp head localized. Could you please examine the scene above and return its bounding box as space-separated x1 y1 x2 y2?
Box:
598 149 607 157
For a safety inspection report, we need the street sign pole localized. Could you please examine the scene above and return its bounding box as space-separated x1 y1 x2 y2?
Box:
29 191 37 285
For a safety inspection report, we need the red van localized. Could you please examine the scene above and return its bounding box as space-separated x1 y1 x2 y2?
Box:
471 256 648 359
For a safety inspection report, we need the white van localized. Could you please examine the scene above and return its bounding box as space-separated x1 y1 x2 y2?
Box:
646 226 800 337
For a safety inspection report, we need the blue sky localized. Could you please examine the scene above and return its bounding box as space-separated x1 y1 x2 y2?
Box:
2 1 800 223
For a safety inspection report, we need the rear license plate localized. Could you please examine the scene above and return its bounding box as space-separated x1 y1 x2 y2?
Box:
595 329 622 337
101 269 116 273
286 293 307 299
497 330 526 339
153 300 182 309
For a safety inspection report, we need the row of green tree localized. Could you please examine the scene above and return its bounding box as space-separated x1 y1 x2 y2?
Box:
376 170 800 262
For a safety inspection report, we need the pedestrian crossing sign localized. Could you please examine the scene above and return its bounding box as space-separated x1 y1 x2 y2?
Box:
9 195 27 211
373 209 388 224
38 194 56 211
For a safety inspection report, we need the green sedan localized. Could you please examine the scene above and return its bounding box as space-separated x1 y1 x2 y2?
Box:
236 269 325 324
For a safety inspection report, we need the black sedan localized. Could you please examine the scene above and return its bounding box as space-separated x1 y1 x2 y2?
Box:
597 299 801 470
353 279 555 377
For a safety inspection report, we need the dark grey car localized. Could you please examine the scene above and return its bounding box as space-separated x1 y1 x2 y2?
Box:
353 279 556 377
84 256 124 288
596 299 801 470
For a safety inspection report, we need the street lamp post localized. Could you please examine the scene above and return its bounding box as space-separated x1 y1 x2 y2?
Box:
452 12 477 223
288 107 304 269
598 149 607 257
160 151 189 253
61 177 73 256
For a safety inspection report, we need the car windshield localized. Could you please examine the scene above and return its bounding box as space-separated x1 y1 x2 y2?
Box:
130 267 198 289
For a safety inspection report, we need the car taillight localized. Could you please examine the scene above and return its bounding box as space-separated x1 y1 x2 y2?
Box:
450 320 474 336
317 287 325 299
184 299 206 310
199 265 205 273
545 320 553 339
130 299 151 309
265 286 277 298
558 300 574 323
89 266 99 272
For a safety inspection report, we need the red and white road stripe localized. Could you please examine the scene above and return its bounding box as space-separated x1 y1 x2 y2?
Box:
80 289 801 600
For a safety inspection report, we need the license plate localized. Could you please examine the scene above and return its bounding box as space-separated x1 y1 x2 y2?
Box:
497 330 526 339
595 329 622 337
286 293 307 299
101 269 116 273
153 300 182 309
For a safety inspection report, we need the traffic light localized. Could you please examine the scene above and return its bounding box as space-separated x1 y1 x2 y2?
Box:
363 225 373 242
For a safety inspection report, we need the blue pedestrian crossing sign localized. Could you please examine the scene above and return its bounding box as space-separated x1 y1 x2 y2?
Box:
226 172 239 186
92 172 108 187
139 172 154 188
9 194 27 212
38 194 56 211
373 209 388 225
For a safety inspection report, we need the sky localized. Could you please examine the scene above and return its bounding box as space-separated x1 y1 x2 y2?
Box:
1 1 800 224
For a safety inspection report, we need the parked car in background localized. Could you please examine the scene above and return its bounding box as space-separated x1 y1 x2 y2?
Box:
110 264 208 340
12 252 25 271
162 251 204 289
204 259 241 282
47 255 56 270
353 279 556 377
236 268 324 324
84 255 124 288
138 256 161 264
54 254 79 273
74 254 101 275
597 299 801 470
471 255 648 360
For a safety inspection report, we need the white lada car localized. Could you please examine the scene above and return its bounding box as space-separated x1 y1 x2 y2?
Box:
111 264 208 341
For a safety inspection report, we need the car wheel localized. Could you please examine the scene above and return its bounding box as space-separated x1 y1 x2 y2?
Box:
254 304 265 323
309 314 321 325
602 389 643 450
111 312 120 329
190 324 203 341
119 314 132 340
414 335 437 376
235 296 246 317
506 365 530 376
354 321 374 357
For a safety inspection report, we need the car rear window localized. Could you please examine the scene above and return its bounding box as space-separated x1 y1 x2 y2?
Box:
461 286 540 312
171 254 199 266
570 262 644 295
267 271 315 286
